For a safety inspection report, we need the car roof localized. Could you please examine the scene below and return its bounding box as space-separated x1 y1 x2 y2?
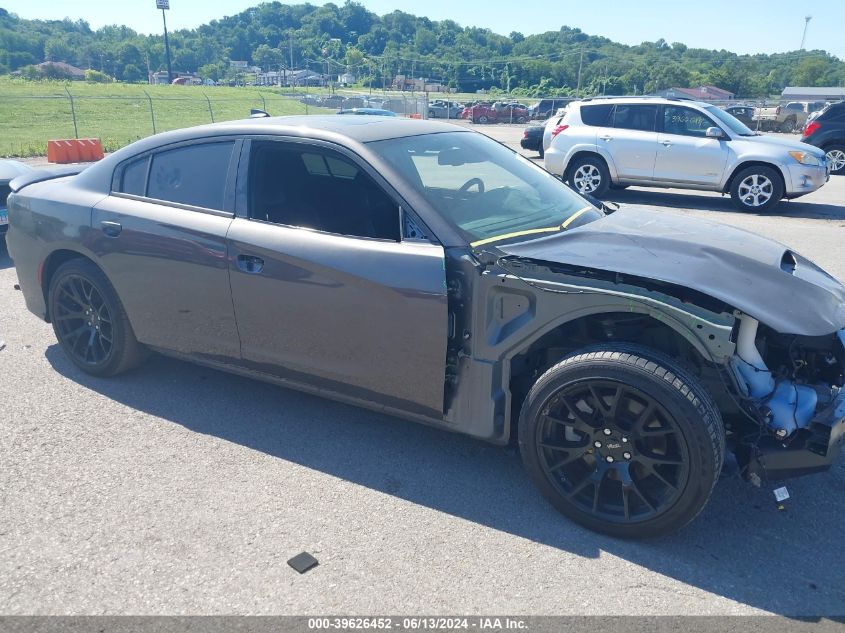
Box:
574 96 710 107
73 115 470 192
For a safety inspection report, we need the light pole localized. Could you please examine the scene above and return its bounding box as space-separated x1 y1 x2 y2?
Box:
800 15 812 51
156 0 173 84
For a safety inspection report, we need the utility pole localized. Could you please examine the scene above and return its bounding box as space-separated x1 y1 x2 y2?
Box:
156 0 173 84
289 32 294 69
800 15 812 50
576 45 584 97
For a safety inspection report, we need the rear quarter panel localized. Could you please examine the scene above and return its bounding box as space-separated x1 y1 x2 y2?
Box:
7 177 105 320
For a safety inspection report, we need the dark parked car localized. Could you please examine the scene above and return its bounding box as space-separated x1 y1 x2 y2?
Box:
7 117 845 538
723 105 756 129
0 159 32 240
802 101 845 175
520 124 545 157
529 98 571 120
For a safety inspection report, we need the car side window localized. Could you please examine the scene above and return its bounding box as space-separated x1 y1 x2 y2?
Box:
248 142 400 241
663 106 715 138
147 141 234 210
612 105 657 132
580 104 613 126
119 157 149 196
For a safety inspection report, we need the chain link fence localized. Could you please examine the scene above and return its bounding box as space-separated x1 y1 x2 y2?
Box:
0 89 824 157
0 90 433 157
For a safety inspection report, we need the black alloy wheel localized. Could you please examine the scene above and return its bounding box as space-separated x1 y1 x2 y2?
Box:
52 273 114 366
519 345 724 538
535 380 690 524
48 258 146 376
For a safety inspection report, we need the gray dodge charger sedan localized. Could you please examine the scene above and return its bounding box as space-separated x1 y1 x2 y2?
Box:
7 116 845 537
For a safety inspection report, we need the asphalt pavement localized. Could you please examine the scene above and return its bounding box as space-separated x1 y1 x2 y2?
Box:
1 128 844 616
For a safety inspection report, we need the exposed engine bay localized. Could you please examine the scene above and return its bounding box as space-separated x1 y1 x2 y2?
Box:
729 316 845 482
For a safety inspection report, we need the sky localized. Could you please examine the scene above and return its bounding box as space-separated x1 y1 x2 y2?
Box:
2 0 844 59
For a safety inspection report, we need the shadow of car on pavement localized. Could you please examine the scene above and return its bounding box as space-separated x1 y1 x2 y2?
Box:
46 345 845 616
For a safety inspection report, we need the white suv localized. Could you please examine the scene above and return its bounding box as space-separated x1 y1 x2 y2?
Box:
543 97 829 211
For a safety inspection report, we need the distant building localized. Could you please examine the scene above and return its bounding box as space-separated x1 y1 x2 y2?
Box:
655 85 735 101
230 60 249 69
392 74 446 92
781 86 845 101
37 61 85 80
256 69 328 87
339 72 356 85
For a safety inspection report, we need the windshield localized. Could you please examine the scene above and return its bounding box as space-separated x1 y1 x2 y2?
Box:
370 132 602 247
705 105 755 136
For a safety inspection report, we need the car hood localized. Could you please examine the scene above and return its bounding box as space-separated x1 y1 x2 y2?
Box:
736 133 825 157
497 208 845 336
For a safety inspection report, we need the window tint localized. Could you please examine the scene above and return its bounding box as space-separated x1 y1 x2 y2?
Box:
663 106 716 137
147 142 234 210
119 157 148 196
612 104 657 131
580 104 613 126
248 142 400 241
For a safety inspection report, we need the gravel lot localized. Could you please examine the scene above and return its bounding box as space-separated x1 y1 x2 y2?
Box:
2 126 845 616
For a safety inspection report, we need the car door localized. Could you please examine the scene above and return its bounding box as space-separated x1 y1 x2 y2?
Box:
226 139 448 417
655 105 730 186
90 139 242 358
596 104 658 181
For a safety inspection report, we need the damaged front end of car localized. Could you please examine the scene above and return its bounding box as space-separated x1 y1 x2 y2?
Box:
729 317 845 483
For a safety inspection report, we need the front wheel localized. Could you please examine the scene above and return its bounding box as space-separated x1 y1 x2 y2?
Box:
729 165 784 212
518 345 724 538
825 145 845 175
48 258 146 377
478 115 489 124
566 155 610 197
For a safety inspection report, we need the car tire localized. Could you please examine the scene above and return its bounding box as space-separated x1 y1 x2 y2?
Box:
729 165 784 212
780 117 796 133
825 145 845 175
478 115 489 124
518 344 724 538
517 116 527 124
48 258 146 377
566 155 610 197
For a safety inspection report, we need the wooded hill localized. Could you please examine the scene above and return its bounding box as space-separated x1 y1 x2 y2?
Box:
2 2 843 97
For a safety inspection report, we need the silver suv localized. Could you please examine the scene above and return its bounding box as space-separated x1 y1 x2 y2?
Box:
543 97 829 211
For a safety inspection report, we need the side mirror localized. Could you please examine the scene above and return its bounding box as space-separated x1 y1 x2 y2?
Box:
705 127 724 139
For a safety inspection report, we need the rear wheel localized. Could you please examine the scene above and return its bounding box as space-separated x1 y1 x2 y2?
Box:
566 155 610 197
478 115 489 124
825 145 845 175
518 344 724 538
780 117 796 133
48 259 146 377
729 165 783 212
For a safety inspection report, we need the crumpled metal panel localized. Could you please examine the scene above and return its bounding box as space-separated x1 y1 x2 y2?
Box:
498 208 845 336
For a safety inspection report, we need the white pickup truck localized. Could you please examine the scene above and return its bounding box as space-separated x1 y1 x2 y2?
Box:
753 101 827 132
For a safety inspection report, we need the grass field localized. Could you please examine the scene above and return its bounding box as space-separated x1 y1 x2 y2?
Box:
0 80 335 157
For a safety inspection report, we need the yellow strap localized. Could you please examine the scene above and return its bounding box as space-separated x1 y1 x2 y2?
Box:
469 206 592 248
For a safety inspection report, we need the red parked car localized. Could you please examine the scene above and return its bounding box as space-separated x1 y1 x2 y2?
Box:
465 101 529 124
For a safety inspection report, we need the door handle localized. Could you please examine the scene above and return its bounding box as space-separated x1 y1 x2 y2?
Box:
662 140 673 147
599 135 612 141
100 220 122 237
237 254 264 274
